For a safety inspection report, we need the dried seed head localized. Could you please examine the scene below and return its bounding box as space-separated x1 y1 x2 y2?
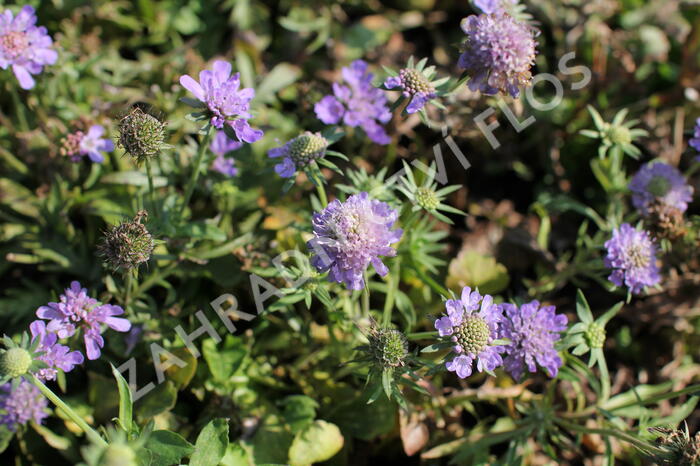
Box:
646 199 687 241
99 211 154 271
369 328 408 368
118 107 167 163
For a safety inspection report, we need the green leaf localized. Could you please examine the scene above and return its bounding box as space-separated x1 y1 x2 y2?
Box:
190 418 230 466
101 171 168 187
255 63 302 103
281 395 319 433
145 430 195 466
575 289 594 324
136 382 177 420
446 251 510 295
288 420 344 466
111 363 133 434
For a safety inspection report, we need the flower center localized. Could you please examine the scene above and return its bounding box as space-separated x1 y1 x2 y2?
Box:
399 69 435 95
585 322 605 349
625 243 650 269
454 316 490 355
647 175 671 198
606 125 631 145
415 187 439 210
60 131 85 158
0 31 29 59
288 133 328 167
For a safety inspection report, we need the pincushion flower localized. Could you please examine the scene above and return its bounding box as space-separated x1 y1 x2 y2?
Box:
307 192 403 290
269 131 329 178
314 60 392 145
474 0 518 14
210 131 242 177
629 162 693 216
60 125 114 163
36 281 131 360
29 320 83 381
0 6 57 90
384 58 445 114
0 379 48 431
434 287 505 379
604 223 660 295
179 60 263 143
458 12 537 98
500 301 567 380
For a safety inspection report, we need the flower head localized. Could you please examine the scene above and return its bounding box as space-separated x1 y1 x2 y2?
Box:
458 12 537 98
604 223 660 295
435 287 505 378
0 6 57 89
0 379 48 431
315 60 392 145
0 348 32 379
29 320 83 381
118 107 167 164
368 328 409 369
500 301 567 380
210 131 241 177
307 192 403 290
384 60 440 114
268 131 329 178
179 60 263 143
629 162 693 216
60 125 114 163
98 211 154 271
36 281 131 360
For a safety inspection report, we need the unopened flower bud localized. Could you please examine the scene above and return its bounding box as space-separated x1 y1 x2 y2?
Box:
0 348 32 378
118 107 167 163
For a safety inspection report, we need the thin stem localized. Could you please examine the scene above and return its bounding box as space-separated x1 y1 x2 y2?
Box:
10 85 29 132
598 352 611 402
406 331 437 340
362 272 370 317
382 260 400 327
554 418 666 456
310 167 328 207
179 125 213 220
144 158 158 218
26 374 107 448
123 270 134 310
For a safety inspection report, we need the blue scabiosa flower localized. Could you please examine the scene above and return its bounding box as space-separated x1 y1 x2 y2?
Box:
629 162 693 216
458 12 537 98
210 131 242 177
268 131 329 178
36 282 131 360
435 287 505 379
604 223 660 295
0 6 57 90
60 125 114 163
179 60 263 143
0 379 48 431
500 301 567 380
307 192 403 290
689 118 700 161
314 60 392 145
29 320 83 381
474 0 517 14
384 59 441 114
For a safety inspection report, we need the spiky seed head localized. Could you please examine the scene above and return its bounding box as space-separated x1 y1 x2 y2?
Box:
651 426 700 466
288 132 328 167
584 322 605 349
399 68 435 95
0 348 32 378
646 200 687 241
453 316 490 355
369 328 408 368
99 211 154 271
118 107 167 163
99 444 138 466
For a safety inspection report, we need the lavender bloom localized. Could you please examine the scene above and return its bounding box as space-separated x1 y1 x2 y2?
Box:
210 131 241 177
434 287 505 379
307 192 403 290
29 320 83 381
268 131 328 178
60 125 114 163
179 60 263 143
314 60 392 145
0 6 57 90
36 281 131 360
690 118 700 160
629 162 693 215
500 301 567 380
0 379 48 431
474 0 516 14
384 68 437 114
458 12 537 98
604 223 660 295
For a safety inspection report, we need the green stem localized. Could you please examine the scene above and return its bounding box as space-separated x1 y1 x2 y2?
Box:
26 374 107 447
179 125 213 220
686 161 700 178
311 168 328 207
362 273 370 317
10 84 29 132
408 259 449 297
598 351 611 402
406 331 437 340
382 262 399 327
554 418 666 456
124 270 134 310
144 158 158 218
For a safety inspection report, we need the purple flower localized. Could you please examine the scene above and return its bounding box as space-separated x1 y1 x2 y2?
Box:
436 287 505 379
474 0 518 14
36 281 131 360
629 162 693 215
458 12 537 98
268 131 329 178
307 192 403 290
0 379 48 431
210 131 241 177
690 118 700 160
60 125 114 163
0 6 57 90
314 60 392 145
500 301 567 380
29 320 84 381
384 68 437 114
604 223 660 295
179 60 263 143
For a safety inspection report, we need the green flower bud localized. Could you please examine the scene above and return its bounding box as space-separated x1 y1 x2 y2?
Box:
99 444 138 466
0 347 32 378
415 186 440 210
369 328 408 368
605 125 632 145
585 322 606 349
118 107 167 163
99 211 154 271
288 132 328 167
